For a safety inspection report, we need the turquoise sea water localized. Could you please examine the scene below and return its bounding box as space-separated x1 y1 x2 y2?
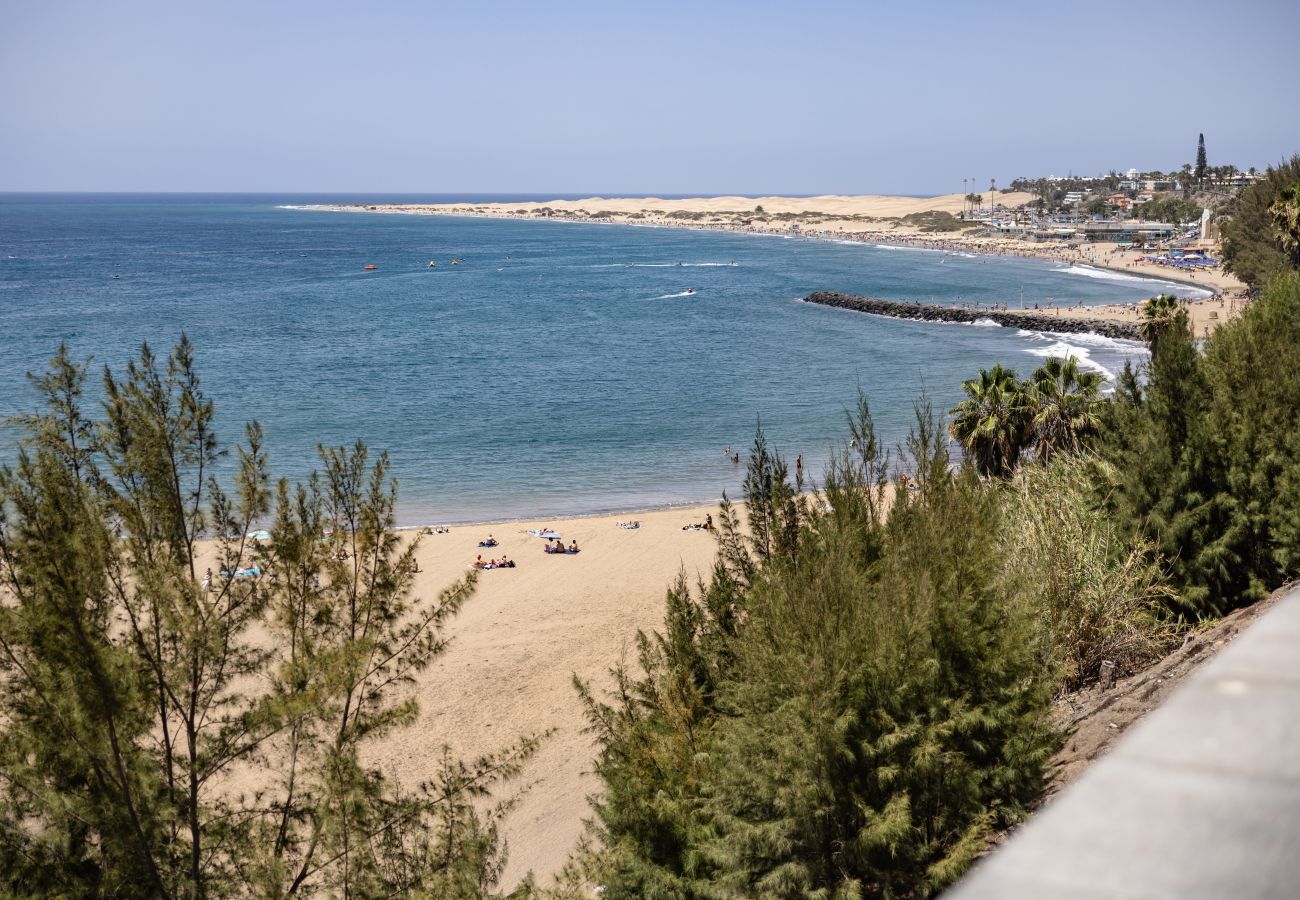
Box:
0 194 1193 523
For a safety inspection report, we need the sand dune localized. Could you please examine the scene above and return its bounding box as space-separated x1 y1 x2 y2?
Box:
312 191 1034 221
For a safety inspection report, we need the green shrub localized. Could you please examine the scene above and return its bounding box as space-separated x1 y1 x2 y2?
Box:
580 403 1059 898
1221 155 1300 287
1005 458 1178 690
1098 273 1300 613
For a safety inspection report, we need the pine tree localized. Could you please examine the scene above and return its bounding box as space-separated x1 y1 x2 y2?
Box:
1195 133 1208 187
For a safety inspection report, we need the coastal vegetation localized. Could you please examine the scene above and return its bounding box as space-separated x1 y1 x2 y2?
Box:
575 199 1300 895
941 273 1300 619
1221 154 1300 287
1130 196 1202 224
576 408 1064 897
947 355 1105 477
574 395 1177 897
0 341 536 898
1098 273 1300 614
4 164 1299 898
899 210 969 232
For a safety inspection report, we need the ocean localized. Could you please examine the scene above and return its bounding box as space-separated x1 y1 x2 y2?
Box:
0 193 1193 523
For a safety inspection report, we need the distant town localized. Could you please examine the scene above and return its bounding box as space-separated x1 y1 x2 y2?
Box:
967 134 1259 247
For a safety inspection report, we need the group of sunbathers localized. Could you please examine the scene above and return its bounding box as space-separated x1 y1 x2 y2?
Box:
682 514 714 532
617 520 641 529
472 554 515 569
544 538 581 555
478 534 499 547
213 556 264 582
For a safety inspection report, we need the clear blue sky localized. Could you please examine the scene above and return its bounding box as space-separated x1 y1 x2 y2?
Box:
3 0 1297 195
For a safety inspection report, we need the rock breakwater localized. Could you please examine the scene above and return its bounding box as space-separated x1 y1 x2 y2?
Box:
804 291 1142 340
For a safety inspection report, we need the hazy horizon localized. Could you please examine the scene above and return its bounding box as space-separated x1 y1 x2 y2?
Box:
3 0 1298 194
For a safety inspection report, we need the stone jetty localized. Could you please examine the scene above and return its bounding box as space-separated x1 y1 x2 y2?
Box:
804 291 1143 340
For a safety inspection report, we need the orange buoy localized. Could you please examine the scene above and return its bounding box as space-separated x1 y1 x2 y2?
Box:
363 264 378 270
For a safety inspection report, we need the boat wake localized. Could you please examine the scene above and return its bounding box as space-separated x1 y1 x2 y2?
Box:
591 262 736 268
650 291 698 299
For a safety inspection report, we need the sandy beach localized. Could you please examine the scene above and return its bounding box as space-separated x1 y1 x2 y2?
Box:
257 200 1247 888
364 502 724 888
303 193 1248 333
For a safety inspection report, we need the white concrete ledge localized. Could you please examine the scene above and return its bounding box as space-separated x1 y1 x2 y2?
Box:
947 585 1300 900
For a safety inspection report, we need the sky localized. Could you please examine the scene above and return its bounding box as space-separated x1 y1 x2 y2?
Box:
2 0 1298 195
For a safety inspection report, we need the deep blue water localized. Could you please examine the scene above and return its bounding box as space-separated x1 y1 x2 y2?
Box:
1 193 1184 523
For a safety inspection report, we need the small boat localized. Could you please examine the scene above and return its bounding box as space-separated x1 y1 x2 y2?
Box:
363 264 378 270
428 260 436 268
685 288 695 295
451 259 460 266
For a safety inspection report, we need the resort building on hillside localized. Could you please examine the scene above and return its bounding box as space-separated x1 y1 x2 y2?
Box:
984 219 1177 245
1108 193 1135 212
1076 221 1176 243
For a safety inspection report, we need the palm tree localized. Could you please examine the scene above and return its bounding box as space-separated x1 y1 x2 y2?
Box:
1268 182 1300 268
1026 356 1105 462
1137 294 1185 348
949 363 1030 478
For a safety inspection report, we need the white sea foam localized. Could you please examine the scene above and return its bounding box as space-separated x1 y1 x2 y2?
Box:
1014 326 1150 383
872 243 943 253
970 318 1002 327
1055 264 1151 283
1025 340 1115 379
1043 330 1146 353
1057 264 1214 298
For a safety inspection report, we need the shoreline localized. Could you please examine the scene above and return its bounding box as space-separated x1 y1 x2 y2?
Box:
392 494 730 532
291 199 1238 306
361 501 727 888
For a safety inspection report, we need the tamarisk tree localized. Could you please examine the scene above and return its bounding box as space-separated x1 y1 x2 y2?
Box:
0 339 536 898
